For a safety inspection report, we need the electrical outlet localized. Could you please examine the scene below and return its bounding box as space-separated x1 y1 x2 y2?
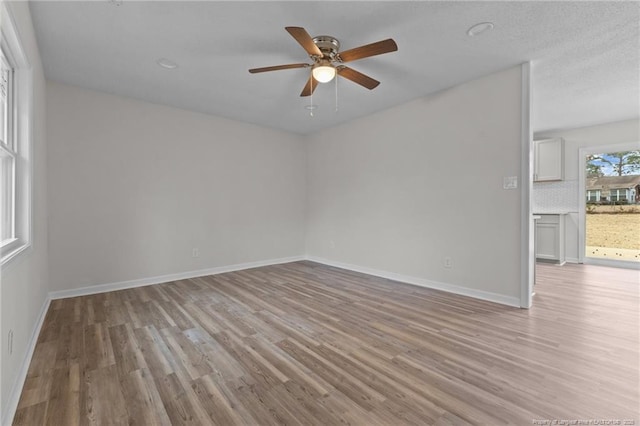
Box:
8 330 13 355
192 248 200 258
329 240 336 249
443 257 453 269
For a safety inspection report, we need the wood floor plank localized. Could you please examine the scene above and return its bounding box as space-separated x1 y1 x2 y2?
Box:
86 365 128 425
191 374 252 425
43 363 80 426
246 335 333 398
13 401 47 426
108 323 147 377
160 327 214 381
181 327 246 382
16 341 57 410
133 326 176 378
12 261 640 424
83 322 115 371
120 367 172 425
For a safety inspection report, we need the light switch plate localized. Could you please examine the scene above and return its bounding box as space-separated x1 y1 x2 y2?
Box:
503 176 518 189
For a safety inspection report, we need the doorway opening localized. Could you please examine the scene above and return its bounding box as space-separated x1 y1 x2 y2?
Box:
580 145 640 268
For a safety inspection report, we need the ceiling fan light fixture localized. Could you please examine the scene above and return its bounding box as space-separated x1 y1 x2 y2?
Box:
312 64 336 83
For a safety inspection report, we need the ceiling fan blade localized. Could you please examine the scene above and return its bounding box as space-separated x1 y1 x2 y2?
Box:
300 75 319 97
285 27 323 57
249 63 310 74
337 66 380 90
338 38 398 63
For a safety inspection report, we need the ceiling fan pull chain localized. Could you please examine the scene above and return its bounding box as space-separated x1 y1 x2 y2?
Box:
309 67 314 117
335 71 338 113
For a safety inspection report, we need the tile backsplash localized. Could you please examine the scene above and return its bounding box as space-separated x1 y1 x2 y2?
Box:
532 179 579 213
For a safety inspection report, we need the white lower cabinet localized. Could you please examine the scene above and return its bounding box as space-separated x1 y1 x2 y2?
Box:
535 214 566 264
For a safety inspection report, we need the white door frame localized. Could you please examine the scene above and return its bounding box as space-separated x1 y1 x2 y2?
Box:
578 141 640 269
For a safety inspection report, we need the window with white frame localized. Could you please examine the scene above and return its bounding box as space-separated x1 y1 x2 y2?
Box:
1 5 32 265
586 190 600 202
610 188 626 202
1 46 16 247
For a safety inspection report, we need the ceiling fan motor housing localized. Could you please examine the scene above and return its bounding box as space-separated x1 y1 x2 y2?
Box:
312 36 340 60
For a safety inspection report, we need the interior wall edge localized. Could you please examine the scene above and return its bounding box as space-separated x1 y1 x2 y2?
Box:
520 61 534 309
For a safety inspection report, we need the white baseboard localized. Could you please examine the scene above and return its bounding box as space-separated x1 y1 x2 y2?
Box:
306 256 521 308
49 255 306 300
48 253 523 308
2 295 51 426
565 257 580 264
47 253 523 308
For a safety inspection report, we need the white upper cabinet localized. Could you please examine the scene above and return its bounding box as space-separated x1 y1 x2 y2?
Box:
534 138 564 182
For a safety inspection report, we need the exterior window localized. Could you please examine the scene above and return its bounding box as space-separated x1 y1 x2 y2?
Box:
586 190 600 202
610 189 625 202
1 4 32 265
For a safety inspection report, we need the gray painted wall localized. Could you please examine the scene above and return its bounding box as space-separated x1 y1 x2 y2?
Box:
305 66 525 303
46 82 307 292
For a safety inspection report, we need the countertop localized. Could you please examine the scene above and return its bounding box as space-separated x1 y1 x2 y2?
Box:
533 211 574 215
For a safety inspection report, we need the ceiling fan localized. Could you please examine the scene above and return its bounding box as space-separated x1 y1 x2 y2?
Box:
249 27 398 97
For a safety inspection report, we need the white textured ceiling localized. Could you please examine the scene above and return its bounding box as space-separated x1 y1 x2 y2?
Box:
30 1 639 135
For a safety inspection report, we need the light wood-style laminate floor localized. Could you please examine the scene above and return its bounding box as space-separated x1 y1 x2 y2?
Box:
13 261 639 425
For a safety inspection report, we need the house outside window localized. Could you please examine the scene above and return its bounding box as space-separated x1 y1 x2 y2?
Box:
586 176 640 205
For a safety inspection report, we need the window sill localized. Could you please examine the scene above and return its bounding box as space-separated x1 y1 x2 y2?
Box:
1 241 31 268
